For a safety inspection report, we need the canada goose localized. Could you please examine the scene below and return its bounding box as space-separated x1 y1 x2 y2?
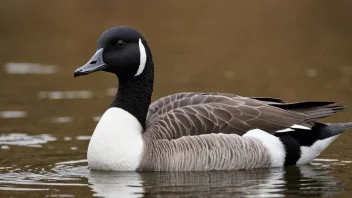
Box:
74 26 352 171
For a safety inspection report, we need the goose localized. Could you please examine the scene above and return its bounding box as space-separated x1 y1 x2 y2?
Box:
74 26 352 171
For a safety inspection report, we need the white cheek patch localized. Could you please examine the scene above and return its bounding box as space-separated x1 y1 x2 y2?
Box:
134 38 147 76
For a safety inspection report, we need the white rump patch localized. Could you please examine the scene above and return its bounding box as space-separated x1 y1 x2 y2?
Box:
296 135 339 165
135 38 147 76
244 129 285 167
87 107 144 171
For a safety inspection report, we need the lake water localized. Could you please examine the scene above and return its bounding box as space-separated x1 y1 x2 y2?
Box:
1 1 352 197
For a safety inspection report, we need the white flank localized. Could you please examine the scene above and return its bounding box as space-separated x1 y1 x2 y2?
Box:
87 107 144 171
134 38 147 76
296 135 339 165
244 129 285 167
291 124 311 130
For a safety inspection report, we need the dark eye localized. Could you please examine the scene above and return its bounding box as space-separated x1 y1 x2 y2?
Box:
117 40 125 47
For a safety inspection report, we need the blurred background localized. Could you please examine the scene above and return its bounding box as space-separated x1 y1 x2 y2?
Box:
0 1 352 198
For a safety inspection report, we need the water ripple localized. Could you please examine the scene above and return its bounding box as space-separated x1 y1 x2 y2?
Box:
0 186 49 191
0 133 56 148
50 117 72 123
76 136 91 141
0 161 347 198
38 91 94 100
0 111 27 119
4 62 56 75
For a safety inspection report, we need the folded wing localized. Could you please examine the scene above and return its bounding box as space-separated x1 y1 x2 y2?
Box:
145 93 327 140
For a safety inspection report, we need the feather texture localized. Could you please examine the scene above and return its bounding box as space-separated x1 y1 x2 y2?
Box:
145 92 346 141
138 133 271 171
144 92 307 140
139 92 347 171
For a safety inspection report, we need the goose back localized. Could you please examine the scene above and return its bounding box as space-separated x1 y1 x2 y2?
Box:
144 92 307 140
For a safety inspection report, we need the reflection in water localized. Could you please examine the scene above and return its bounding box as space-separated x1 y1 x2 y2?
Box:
341 161 352 164
0 156 346 198
4 62 56 75
64 137 72 141
0 165 88 193
0 133 56 148
87 165 343 198
0 111 27 119
38 90 94 99
283 166 341 198
313 159 340 162
55 159 88 165
89 171 144 198
76 136 91 140
0 186 49 191
0 161 89 197
71 146 78 150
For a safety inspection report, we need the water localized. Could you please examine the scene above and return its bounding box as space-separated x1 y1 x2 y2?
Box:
1 1 352 197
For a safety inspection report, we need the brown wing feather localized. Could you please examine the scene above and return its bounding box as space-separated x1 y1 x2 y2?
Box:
272 102 346 123
146 92 284 128
144 93 309 140
146 92 201 127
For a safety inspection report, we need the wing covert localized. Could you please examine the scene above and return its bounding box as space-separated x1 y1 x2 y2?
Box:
144 93 308 140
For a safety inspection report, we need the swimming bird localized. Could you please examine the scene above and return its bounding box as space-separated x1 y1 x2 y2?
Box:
74 26 352 171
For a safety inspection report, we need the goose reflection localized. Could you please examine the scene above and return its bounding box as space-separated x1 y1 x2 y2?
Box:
87 165 343 198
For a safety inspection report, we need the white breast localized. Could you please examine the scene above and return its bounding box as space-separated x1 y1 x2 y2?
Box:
87 107 144 171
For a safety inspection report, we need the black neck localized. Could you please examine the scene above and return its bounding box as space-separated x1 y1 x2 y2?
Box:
110 58 154 129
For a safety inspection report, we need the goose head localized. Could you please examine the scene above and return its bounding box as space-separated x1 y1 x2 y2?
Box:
74 26 154 128
74 26 151 80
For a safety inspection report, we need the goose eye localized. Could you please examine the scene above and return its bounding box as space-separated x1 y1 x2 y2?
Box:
117 40 125 47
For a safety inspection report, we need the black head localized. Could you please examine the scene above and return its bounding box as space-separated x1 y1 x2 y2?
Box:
74 26 151 79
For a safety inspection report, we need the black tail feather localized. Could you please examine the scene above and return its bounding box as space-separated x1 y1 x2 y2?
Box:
272 101 336 110
271 102 347 123
275 122 351 166
278 122 352 148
